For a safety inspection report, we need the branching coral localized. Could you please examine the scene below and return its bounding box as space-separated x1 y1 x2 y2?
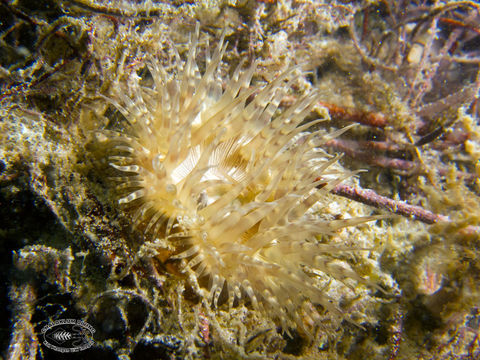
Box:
96 24 381 336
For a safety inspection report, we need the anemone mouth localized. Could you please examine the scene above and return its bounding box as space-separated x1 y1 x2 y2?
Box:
100 23 381 335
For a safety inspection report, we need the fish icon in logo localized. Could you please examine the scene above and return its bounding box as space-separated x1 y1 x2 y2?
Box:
47 328 72 343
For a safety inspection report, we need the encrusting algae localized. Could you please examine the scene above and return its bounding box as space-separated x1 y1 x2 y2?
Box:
96 23 383 337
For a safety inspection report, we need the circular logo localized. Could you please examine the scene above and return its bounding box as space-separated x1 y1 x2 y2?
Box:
41 319 95 353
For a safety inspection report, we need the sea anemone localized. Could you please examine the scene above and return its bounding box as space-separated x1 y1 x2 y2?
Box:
99 24 379 336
